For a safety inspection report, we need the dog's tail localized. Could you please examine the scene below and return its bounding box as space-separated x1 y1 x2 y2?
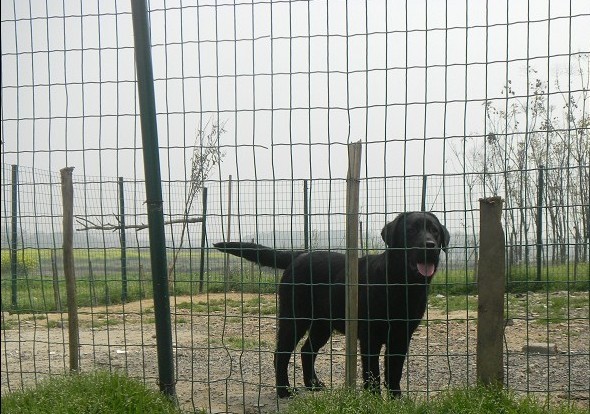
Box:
213 242 305 270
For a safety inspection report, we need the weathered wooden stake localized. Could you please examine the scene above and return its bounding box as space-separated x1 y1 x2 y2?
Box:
345 141 362 389
51 249 61 312
477 196 505 386
61 167 79 372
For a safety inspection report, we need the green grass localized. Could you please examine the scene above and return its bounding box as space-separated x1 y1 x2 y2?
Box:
45 319 62 329
505 292 589 324
284 386 585 414
431 262 589 296
427 290 589 326
175 296 276 315
209 335 270 350
1 318 17 330
1 247 588 314
0 371 194 414
428 294 478 313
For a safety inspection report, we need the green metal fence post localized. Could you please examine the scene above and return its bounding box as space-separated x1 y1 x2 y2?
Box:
536 166 544 282
119 177 128 303
130 0 175 398
11 164 18 308
421 174 428 212
303 180 309 250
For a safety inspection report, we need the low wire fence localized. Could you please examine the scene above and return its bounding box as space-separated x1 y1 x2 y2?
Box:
1 162 589 412
1 0 589 412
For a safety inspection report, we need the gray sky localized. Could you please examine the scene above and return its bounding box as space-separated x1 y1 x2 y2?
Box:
2 0 589 182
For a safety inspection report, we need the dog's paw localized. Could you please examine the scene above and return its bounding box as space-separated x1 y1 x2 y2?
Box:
277 386 297 399
387 388 402 399
305 378 326 391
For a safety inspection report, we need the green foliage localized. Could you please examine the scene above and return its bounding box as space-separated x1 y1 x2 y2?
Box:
430 261 589 296
505 292 589 325
1 247 587 314
505 262 589 293
283 386 585 414
428 294 478 314
175 296 276 316
1 249 39 276
0 371 192 414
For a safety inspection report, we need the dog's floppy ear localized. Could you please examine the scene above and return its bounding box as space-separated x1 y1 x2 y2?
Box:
427 212 450 252
381 213 407 248
440 223 450 253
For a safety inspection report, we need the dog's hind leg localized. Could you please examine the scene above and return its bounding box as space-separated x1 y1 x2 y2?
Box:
274 317 309 398
301 321 331 391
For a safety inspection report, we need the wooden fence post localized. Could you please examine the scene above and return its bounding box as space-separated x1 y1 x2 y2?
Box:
61 166 79 372
477 196 505 386
345 141 362 389
51 249 61 312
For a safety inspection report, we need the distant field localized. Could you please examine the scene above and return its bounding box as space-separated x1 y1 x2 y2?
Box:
1 248 588 313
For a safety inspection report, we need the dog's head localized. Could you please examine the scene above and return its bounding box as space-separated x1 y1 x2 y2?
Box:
381 212 450 280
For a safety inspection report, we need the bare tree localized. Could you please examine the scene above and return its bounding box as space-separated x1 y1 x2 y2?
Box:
168 120 226 288
458 54 589 272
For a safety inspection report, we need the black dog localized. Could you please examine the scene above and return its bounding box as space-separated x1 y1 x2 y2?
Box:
214 212 449 398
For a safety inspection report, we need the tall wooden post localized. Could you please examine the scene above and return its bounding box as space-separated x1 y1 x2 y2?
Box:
345 141 362 389
61 167 79 372
477 196 505 386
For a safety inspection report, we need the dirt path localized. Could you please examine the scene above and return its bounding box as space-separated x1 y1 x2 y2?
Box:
2 292 588 413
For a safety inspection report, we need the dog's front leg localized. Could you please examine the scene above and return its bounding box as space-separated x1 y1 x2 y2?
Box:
383 352 404 397
360 340 382 394
384 336 410 398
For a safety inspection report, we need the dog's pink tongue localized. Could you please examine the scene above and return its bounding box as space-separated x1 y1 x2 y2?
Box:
417 263 436 278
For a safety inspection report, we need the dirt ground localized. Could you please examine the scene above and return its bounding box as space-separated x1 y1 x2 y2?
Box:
2 292 588 413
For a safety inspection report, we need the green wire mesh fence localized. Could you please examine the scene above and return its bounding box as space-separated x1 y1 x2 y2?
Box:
2 1 589 413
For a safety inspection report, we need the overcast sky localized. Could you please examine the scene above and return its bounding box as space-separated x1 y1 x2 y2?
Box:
2 0 589 183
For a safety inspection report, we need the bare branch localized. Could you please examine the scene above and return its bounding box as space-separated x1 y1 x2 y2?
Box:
76 216 203 232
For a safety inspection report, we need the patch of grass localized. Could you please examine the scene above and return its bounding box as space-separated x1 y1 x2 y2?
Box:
1 318 17 330
87 318 120 329
0 370 191 414
284 386 585 414
506 292 589 324
243 296 276 315
430 262 589 296
176 299 227 313
175 296 276 316
141 306 154 315
426 291 589 326
46 319 63 329
1 249 39 276
428 294 478 313
505 262 589 293
226 335 268 349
